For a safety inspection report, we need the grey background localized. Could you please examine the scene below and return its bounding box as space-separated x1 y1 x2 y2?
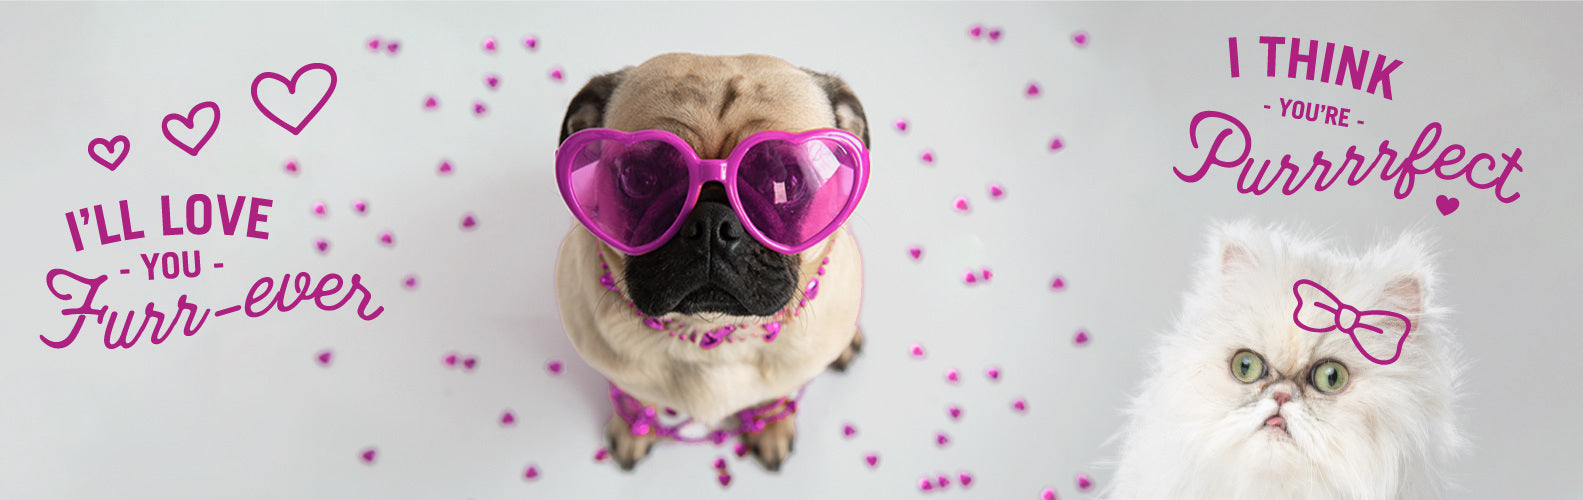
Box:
1 2 1579 499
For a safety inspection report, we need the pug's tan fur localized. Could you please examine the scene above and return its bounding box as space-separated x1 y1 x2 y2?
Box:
554 53 866 470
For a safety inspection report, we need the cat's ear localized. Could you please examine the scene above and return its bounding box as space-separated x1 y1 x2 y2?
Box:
1219 238 1258 276
1383 273 1425 316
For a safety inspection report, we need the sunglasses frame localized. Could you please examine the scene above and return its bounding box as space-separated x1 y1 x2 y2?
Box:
556 127 870 255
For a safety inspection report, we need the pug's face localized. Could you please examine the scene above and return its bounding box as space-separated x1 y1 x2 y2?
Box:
559 53 868 318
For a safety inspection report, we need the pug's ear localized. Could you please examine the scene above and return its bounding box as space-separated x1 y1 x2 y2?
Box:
803 70 869 147
560 69 629 144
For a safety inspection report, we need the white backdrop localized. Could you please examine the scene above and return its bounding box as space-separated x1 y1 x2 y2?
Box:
2 3 1579 499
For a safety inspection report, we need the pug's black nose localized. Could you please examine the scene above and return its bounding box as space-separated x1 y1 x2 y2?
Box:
683 201 743 252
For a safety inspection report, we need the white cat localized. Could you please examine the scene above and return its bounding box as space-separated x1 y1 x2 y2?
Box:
1109 222 1465 500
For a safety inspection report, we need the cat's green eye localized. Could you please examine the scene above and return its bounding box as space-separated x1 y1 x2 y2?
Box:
1311 360 1349 393
1230 350 1266 383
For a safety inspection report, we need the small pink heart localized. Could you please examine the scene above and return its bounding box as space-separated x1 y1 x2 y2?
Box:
594 448 609 462
1051 276 1066 291
894 119 908 132
423 94 438 110
843 423 857 438
311 201 326 217
548 66 565 82
919 477 935 492
378 231 394 247
360 448 377 464
908 246 923 261
953 196 970 212
1436 195 1459 216
937 474 951 489
522 35 539 51
963 271 978 284
989 183 1006 199
472 101 487 116
980 268 994 281
1074 329 1090 346
460 213 478 229
313 238 329 254
986 366 1002 381
366 37 381 52
316 350 332 366
482 36 497 53
947 405 962 420
920 150 935 164
762 321 781 342
988 28 1003 42
443 353 458 367
1076 473 1094 491
733 442 749 457
718 473 732 487
500 410 516 426
484 74 500 89
945 368 960 383
863 452 878 467
438 160 453 175
462 356 477 371
935 431 950 447
546 360 564 375
712 457 728 470
352 199 367 214
1012 398 1028 413
958 472 974 488
523 464 540 480
403 275 418 290
910 343 926 358
968 24 983 39
385 40 400 54
1026 82 1042 97
283 158 299 175
1049 136 1065 151
1041 487 1058 500
1072 30 1090 47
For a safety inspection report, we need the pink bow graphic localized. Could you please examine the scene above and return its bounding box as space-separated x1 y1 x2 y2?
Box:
1291 279 1411 365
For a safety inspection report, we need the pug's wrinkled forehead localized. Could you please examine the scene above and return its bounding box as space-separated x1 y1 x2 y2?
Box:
559 52 869 158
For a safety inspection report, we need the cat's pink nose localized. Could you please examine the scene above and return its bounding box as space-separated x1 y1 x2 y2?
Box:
1274 391 1291 406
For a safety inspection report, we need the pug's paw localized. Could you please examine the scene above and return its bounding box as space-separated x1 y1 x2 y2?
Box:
742 416 797 472
605 413 660 471
829 326 864 372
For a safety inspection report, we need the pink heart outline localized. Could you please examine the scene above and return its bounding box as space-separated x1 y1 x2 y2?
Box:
251 62 338 136
162 101 221 156
88 135 130 171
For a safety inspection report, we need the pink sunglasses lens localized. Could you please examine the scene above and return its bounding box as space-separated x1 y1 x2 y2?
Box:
734 138 861 249
565 139 690 250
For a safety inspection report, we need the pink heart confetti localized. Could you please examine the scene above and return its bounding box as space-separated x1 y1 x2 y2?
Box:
500 410 516 426
472 101 488 116
1072 30 1089 47
935 431 950 447
919 477 935 492
403 274 419 290
313 238 329 254
460 213 478 230
843 423 857 438
980 268 994 281
920 149 935 164
959 472 974 488
1051 276 1067 291
945 368 960 384
1049 136 1065 152
937 474 951 489
908 246 923 261
366 37 381 52
963 271 978 284
546 360 564 375
986 366 1002 381
523 464 540 480
548 66 565 82
385 40 400 55
360 447 377 464
594 448 609 462
988 28 1003 42
438 160 454 175
1041 487 1058 500
349 199 366 215
443 352 458 367
910 343 926 359
947 405 962 420
718 474 732 487
462 356 478 371
953 196 970 212
484 73 500 89
893 119 908 133
1076 473 1094 491
522 35 539 51
989 183 1005 199
311 201 327 217
1074 329 1090 346
423 94 438 110
378 231 394 247
283 158 299 175
712 457 728 470
316 350 332 366
733 442 749 457
1013 397 1028 413
1026 82 1042 97
968 24 983 39
863 452 878 468
482 36 497 53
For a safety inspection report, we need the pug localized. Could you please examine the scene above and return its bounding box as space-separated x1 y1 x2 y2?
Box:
553 53 870 471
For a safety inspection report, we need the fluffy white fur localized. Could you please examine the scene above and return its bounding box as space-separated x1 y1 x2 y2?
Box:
1109 222 1465 500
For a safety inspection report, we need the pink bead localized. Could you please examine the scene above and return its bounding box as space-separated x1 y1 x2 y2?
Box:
484 74 500 89
1013 398 1028 413
1051 276 1067 290
472 101 488 116
460 213 478 229
283 158 299 175
522 35 539 50
546 360 563 375
500 410 516 426
403 275 418 289
953 196 970 212
805 278 819 299
352 199 367 214
919 477 934 491
843 423 857 438
1049 136 1065 151
311 201 326 217
937 474 950 489
360 447 377 464
523 464 539 480
986 366 1002 381
1026 82 1042 98
1074 329 1090 346
1041 487 1058 500
423 95 438 110
935 431 950 447
1072 30 1090 47
378 231 394 247
894 119 908 132
989 183 1006 199
945 368 960 384
947 405 962 420
316 350 332 366
712 457 727 470
910 344 926 359
482 36 497 52
594 448 608 462
548 66 565 82
438 160 454 175
1076 473 1094 491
